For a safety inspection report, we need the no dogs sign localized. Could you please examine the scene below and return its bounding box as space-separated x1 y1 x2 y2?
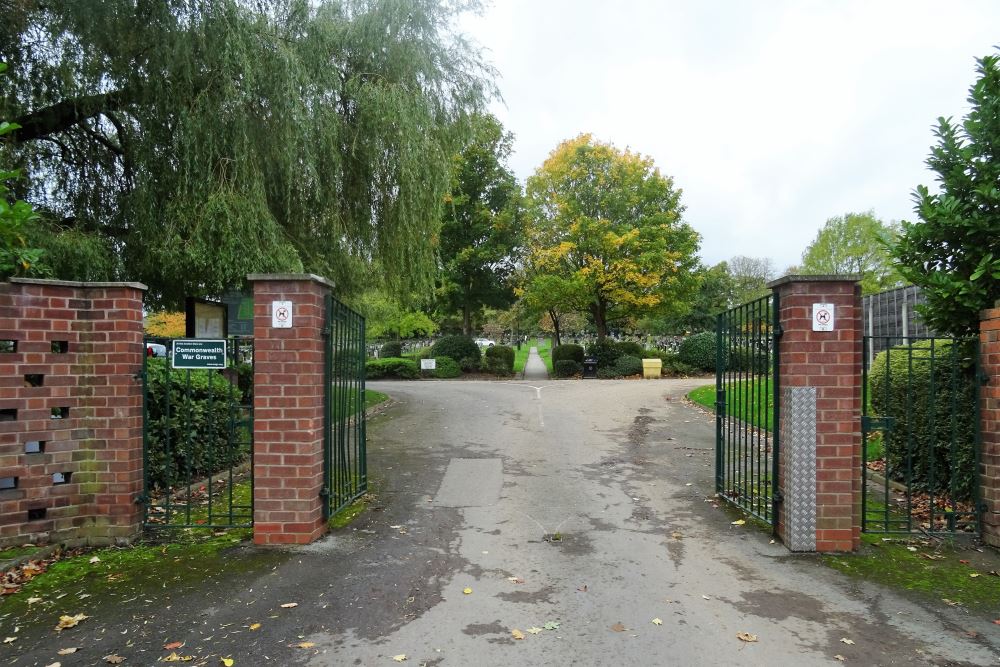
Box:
812 303 835 332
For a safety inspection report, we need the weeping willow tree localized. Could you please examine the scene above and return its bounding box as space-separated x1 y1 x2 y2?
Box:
0 0 494 305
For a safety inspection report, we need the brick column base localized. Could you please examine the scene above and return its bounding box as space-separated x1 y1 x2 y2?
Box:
980 303 1000 548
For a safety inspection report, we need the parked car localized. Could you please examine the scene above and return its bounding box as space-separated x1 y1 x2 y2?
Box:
146 342 167 358
474 338 496 348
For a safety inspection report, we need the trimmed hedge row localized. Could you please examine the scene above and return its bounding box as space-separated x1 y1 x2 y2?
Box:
552 343 584 365
484 345 515 376
554 359 582 377
366 357 419 379
433 356 461 378
431 335 481 372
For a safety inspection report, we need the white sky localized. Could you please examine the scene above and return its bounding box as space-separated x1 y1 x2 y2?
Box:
460 0 1000 272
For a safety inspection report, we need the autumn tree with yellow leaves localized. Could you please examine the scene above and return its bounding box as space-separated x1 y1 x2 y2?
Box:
523 135 700 340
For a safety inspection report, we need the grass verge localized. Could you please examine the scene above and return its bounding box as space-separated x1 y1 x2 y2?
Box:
688 378 774 431
514 339 554 374
365 389 389 410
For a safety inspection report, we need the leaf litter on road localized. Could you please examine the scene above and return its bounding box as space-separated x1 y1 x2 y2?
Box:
511 629 525 640
736 632 758 643
55 613 88 631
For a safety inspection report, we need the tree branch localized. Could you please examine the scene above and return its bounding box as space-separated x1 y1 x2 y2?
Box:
11 88 134 143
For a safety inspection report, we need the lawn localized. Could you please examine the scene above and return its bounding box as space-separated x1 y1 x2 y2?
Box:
688 377 775 431
513 338 554 374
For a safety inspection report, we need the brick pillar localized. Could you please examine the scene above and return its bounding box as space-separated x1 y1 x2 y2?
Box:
0 279 146 547
768 275 862 552
249 274 332 545
981 301 1000 548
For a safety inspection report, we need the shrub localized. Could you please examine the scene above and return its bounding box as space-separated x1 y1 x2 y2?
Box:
614 354 643 377
729 345 770 374
869 339 977 500
586 338 621 368
483 345 515 376
615 341 644 358
678 332 720 372
597 365 621 379
431 335 481 365
554 359 582 378
552 343 585 365
365 357 419 380
380 341 402 358
459 355 481 372
432 355 461 378
660 353 699 377
144 359 248 491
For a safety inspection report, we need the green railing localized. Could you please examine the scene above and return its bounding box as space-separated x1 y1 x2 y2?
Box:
862 335 982 536
715 293 780 526
141 337 254 529
322 295 367 518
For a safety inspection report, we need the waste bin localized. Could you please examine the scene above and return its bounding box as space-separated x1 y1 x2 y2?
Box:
642 358 662 379
582 357 598 379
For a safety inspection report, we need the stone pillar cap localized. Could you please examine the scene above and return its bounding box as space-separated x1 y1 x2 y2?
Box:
767 274 861 289
246 273 335 289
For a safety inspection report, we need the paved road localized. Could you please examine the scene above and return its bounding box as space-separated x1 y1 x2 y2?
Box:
521 346 549 380
5 379 999 666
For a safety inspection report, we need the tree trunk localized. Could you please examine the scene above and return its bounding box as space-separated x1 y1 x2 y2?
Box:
549 308 562 347
462 303 471 336
591 301 608 340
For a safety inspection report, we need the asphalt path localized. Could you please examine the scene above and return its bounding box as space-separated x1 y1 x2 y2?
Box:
4 378 999 666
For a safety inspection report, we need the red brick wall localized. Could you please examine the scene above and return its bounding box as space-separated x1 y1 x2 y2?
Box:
250 275 331 545
773 277 862 552
981 305 1000 548
0 279 145 547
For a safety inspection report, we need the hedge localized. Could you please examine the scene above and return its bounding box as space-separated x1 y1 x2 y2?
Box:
144 359 248 491
614 355 643 377
554 359 582 378
432 335 481 372
678 332 720 372
552 343 584 365
432 356 461 378
380 341 402 358
366 357 419 379
483 345 515 376
586 338 620 368
869 339 977 501
615 341 644 358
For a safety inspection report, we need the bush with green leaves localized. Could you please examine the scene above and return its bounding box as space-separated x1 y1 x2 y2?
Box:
365 357 419 380
614 354 643 377
615 341 644 358
144 359 248 491
432 355 461 378
678 332 721 372
552 343 584 365
483 345 515 376
586 338 621 368
554 359 582 378
380 341 402 358
660 353 700 377
729 345 769 374
597 365 621 379
869 339 977 500
431 336 480 367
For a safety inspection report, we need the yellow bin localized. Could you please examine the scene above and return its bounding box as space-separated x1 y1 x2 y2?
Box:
642 358 662 379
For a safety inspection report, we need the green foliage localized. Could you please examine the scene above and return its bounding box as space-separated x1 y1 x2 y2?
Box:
143 359 248 491
800 211 903 294
554 359 582 378
359 291 438 341
365 357 419 380
586 338 621 368
891 53 1000 337
439 114 524 333
615 341 644 357
678 331 721 372
660 354 700 377
552 343 584 365
596 365 621 379
614 354 643 377
1 0 495 305
727 256 775 305
380 341 403 358
868 339 977 501
524 134 700 338
483 344 515 376
729 346 769 374
431 335 481 367
432 356 462 379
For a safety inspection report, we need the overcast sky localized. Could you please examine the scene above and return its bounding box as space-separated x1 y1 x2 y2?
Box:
460 0 1000 272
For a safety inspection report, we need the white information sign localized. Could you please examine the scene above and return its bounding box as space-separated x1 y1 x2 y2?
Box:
272 300 293 328
812 303 835 332
420 358 437 370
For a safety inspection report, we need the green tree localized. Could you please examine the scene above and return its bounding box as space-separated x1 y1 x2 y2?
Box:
800 211 902 293
438 114 523 334
518 272 588 346
892 53 1000 337
525 134 700 339
1 0 494 305
727 255 775 304
664 261 737 333
356 291 438 341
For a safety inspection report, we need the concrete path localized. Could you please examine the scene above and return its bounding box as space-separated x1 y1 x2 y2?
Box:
521 346 549 380
5 379 999 666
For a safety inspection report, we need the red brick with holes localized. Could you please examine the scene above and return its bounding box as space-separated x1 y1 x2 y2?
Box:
980 304 1000 548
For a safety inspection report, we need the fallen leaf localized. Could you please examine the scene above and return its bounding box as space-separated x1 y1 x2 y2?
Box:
511 629 525 640
736 632 758 643
104 656 125 665
27 597 43 604
671 532 683 540
163 653 195 663
577 585 588 592
652 618 663 626
292 642 315 649
57 648 79 655
248 623 261 631
702 595 711 600
507 577 524 584
731 519 745 526
970 573 981 578
526 627 543 635
45 663 61 667
391 655 406 662
543 621 560 630
279 603 298 609
90 556 101 564
462 587 472 595
993 619 1000 626
220 659 234 667
55 613 89 631
164 641 184 650
611 622 626 632
906 546 917 552
840 638 855 645
959 559 970 565
3 637 15 644
834 655 845 662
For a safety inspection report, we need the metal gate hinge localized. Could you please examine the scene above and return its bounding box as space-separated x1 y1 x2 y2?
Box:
133 368 145 382
772 490 784 505
319 486 330 499
773 323 784 339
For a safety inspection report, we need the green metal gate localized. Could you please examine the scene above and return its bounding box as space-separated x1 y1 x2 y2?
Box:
141 337 254 529
862 335 983 536
715 293 780 526
322 295 367 519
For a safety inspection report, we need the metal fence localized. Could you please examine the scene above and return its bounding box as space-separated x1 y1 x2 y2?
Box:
862 286 934 359
323 296 368 518
715 293 780 526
